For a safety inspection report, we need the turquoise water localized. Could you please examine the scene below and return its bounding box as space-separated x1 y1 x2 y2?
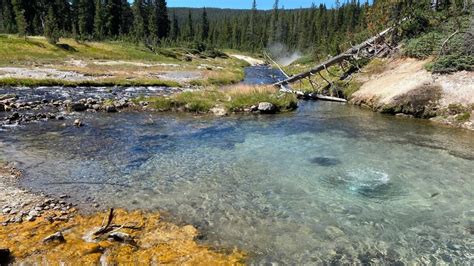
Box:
1 101 473 264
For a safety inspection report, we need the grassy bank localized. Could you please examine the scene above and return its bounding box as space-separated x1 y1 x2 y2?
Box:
0 77 180 87
134 85 298 114
0 35 247 87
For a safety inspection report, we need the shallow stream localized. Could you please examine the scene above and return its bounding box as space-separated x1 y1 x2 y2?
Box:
0 67 473 263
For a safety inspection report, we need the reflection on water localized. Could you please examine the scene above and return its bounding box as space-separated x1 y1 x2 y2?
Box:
1 101 473 264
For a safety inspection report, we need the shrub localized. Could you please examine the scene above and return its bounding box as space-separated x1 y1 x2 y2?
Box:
403 32 444 59
428 54 474 73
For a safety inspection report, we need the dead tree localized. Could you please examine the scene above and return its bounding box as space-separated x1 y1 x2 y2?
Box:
274 26 394 87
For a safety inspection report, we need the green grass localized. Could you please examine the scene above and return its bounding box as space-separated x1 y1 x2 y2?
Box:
455 112 471 122
225 90 297 112
0 77 180 87
0 35 248 87
0 35 180 64
134 86 298 114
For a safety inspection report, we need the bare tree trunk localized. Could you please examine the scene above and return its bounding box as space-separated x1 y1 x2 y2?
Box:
431 0 439 11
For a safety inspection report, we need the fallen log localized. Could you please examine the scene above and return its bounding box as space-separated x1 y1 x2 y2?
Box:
310 94 347 103
275 26 394 86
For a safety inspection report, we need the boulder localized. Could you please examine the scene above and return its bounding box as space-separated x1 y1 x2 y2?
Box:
105 105 117 113
210 107 228 117
71 103 87 112
257 102 277 114
9 112 20 121
0 94 17 101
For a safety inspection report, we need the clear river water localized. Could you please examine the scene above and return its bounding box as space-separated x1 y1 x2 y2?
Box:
0 67 473 263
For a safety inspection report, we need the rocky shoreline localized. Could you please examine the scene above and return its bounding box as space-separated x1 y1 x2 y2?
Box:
0 162 245 264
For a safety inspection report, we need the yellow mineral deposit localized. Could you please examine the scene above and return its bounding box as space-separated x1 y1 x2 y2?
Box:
0 209 245 265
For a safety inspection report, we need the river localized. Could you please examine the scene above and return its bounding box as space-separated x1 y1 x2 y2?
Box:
0 67 473 264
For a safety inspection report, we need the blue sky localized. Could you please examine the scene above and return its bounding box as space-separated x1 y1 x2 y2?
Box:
167 0 343 10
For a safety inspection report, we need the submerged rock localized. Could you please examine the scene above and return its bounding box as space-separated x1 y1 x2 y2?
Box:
43 232 66 243
108 232 134 244
258 102 276 114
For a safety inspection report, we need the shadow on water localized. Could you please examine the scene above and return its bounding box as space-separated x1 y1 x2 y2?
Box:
309 157 342 166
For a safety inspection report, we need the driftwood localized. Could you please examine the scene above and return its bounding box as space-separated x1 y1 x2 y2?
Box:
311 94 347 103
275 26 394 87
92 208 141 239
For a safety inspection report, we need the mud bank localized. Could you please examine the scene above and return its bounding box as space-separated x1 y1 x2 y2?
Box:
350 58 474 130
0 163 245 265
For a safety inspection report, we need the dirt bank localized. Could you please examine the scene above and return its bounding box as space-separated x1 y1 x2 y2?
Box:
351 58 474 130
230 54 265 66
0 162 245 264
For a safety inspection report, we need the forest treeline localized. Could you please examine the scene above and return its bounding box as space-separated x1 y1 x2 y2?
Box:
0 0 471 56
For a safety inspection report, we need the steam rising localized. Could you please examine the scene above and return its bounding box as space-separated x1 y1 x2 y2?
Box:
268 43 302 66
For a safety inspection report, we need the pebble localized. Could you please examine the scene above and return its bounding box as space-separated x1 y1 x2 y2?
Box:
108 232 134 243
2 208 11 214
11 215 23 223
26 216 36 222
74 119 83 127
43 232 66 243
28 210 40 217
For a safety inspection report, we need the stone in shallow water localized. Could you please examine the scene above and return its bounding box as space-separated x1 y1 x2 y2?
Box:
309 157 341 166
258 102 276 114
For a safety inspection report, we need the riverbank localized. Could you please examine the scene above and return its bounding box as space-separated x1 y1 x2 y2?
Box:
0 35 247 87
0 162 245 264
350 57 474 130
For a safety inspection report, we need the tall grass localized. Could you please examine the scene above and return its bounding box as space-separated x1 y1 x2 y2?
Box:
137 85 298 114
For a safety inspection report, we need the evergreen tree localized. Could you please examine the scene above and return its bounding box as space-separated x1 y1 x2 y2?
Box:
119 0 133 35
1 0 17 33
78 0 95 39
186 10 194 41
44 4 60 44
132 0 147 43
11 0 27 38
248 0 258 51
268 0 279 44
170 11 179 41
201 7 209 41
149 0 169 43
105 0 123 37
94 0 105 39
